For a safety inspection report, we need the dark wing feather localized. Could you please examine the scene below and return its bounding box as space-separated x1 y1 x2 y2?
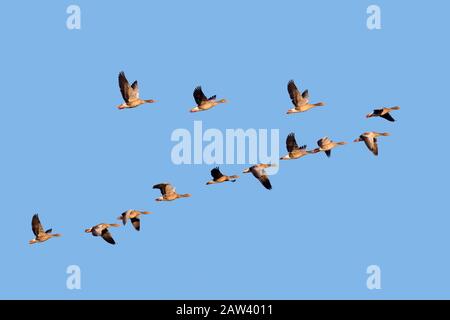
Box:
130 217 141 231
32 214 44 236
286 133 299 152
381 113 396 122
208 95 216 101
210 167 223 180
118 71 130 103
131 80 138 91
373 109 383 115
325 150 331 157
287 80 299 106
153 183 169 196
364 137 379 156
101 229 116 245
259 175 272 190
302 89 309 99
193 86 208 105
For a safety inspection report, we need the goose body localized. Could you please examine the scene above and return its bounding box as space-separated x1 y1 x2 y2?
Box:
206 167 239 184
354 132 390 156
242 164 275 190
153 183 191 201
118 210 152 231
280 133 319 160
85 223 120 245
366 106 400 122
315 137 347 157
29 214 61 244
190 86 227 112
116 71 156 109
286 80 325 114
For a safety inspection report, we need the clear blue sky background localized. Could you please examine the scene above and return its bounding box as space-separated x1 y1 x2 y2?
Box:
0 0 448 299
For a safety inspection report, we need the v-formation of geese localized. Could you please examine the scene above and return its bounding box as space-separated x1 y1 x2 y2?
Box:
29 72 400 245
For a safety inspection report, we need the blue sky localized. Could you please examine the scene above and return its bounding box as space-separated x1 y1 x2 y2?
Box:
0 0 449 299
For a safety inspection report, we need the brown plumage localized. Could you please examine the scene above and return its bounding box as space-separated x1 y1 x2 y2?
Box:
117 210 152 231
280 133 319 160
153 183 191 201
366 106 400 122
116 71 156 109
354 132 390 156
29 214 61 245
286 80 325 114
242 164 275 190
206 167 239 185
85 223 120 245
190 86 227 112
314 137 347 157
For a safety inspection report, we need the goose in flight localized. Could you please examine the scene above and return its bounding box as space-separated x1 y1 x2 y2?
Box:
206 167 239 185
29 214 61 244
153 183 191 201
280 132 319 160
117 210 152 231
85 223 120 245
286 80 325 114
116 71 156 109
190 86 227 112
366 106 400 122
315 137 347 157
354 132 390 156
242 164 275 190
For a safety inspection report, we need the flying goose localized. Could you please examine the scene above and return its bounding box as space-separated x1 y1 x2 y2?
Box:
206 167 239 185
85 223 120 245
29 214 61 245
354 132 390 156
286 80 325 114
280 133 319 160
366 106 400 122
242 164 275 190
153 183 191 201
315 137 347 157
116 71 156 109
117 210 152 231
190 86 227 112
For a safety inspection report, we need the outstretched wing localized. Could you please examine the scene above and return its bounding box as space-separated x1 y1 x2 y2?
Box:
130 80 140 100
363 136 378 156
302 89 309 100
193 86 208 105
287 80 307 107
153 183 175 196
381 113 396 122
32 214 45 236
317 137 331 148
118 71 139 103
101 229 116 245
259 175 272 190
287 80 300 106
286 133 299 152
210 167 223 180
118 71 131 103
252 167 272 190
130 217 141 231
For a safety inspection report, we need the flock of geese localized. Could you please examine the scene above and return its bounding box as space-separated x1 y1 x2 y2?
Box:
29 72 400 245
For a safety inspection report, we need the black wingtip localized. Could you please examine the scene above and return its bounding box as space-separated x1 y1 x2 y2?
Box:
262 180 272 190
